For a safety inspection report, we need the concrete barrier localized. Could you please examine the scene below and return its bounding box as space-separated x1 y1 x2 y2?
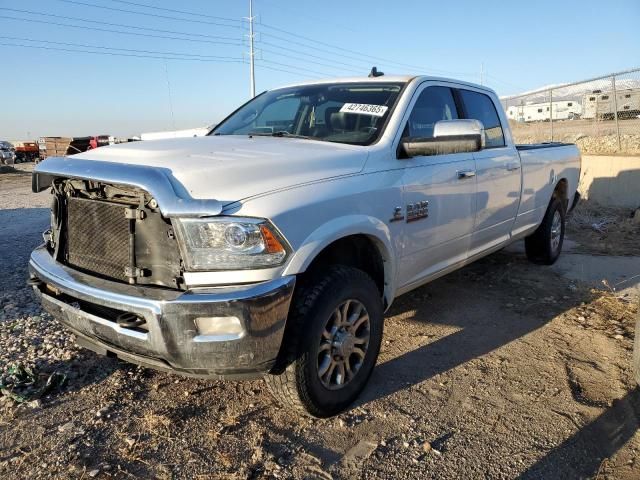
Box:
578 155 640 208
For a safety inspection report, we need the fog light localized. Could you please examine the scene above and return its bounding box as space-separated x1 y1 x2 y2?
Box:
194 316 244 341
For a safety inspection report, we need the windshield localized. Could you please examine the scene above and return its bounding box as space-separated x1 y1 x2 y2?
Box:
211 82 405 145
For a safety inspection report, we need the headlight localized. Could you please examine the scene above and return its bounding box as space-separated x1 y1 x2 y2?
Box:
174 217 289 270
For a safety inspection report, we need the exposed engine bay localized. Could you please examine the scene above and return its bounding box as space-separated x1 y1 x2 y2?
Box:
46 179 185 289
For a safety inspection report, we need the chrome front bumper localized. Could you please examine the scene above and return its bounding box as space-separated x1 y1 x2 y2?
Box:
29 246 295 379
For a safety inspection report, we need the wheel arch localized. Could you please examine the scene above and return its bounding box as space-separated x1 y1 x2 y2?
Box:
554 177 569 211
282 215 396 308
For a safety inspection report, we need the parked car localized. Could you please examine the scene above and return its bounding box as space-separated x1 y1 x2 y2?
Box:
29 74 581 417
0 141 16 165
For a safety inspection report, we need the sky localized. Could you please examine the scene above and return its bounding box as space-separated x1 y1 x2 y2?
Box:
0 0 638 140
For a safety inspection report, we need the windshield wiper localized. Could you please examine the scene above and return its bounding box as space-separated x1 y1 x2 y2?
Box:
246 131 313 140
271 131 312 139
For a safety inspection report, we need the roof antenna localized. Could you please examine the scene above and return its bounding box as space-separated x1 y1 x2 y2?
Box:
368 66 384 78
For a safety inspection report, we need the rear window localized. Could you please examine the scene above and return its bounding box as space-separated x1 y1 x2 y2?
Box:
458 89 505 148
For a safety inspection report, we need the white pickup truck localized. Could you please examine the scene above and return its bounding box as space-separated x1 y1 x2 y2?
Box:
29 74 581 417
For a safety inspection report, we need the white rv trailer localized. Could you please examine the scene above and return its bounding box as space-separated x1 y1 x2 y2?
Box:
506 100 581 122
582 88 640 120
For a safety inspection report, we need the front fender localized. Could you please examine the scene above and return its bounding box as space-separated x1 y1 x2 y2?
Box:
282 214 397 304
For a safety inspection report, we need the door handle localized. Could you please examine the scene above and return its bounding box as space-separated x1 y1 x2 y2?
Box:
457 170 476 179
506 162 521 171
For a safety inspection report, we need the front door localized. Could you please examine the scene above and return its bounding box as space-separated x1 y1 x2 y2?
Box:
396 84 477 292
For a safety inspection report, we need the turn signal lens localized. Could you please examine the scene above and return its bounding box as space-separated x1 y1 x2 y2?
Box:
260 224 286 254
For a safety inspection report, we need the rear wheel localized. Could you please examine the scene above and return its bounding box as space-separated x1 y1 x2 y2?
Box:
265 266 383 417
525 196 565 265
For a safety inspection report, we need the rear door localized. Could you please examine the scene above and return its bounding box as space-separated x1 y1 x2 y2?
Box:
395 84 477 291
456 88 522 255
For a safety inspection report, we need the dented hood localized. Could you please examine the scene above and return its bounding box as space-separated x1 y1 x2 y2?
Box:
65 135 368 205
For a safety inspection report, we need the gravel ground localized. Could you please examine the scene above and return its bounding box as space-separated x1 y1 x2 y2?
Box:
1 163 639 479
509 118 640 155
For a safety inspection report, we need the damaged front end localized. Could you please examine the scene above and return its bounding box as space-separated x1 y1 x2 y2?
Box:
28 157 295 378
33 157 223 289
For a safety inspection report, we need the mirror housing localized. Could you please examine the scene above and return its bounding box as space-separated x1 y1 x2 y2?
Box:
400 119 485 158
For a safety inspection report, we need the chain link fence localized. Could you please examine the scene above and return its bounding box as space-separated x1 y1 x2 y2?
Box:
500 68 640 155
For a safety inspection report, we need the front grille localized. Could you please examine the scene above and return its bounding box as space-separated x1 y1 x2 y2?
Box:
66 197 130 281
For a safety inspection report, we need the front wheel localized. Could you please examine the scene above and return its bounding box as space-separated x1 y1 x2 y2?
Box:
525 196 565 265
265 266 383 417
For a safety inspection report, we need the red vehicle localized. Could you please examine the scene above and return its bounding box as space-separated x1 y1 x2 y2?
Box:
14 141 39 162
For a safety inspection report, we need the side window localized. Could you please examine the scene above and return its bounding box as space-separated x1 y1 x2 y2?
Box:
458 89 506 148
405 86 458 138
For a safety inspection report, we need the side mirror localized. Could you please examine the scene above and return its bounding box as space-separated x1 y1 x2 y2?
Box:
400 119 485 158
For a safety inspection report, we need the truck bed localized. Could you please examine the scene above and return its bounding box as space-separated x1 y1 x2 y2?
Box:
515 142 573 151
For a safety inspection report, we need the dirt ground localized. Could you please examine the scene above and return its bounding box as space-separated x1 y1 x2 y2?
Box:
1 164 639 479
566 202 640 257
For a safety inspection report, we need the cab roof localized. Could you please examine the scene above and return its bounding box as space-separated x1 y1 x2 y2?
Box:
274 75 495 95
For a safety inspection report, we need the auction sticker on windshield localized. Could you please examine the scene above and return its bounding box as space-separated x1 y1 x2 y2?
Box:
339 103 389 117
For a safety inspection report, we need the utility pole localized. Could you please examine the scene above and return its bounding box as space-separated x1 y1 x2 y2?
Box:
480 62 484 86
247 0 256 98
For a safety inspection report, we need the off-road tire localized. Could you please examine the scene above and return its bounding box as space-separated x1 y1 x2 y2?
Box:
265 265 383 417
525 196 565 265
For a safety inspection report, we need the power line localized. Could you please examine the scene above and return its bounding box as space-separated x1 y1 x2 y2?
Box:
0 7 242 43
14 0 501 85
257 40 368 72
256 22 469 75
110 0 242 24
0 36 244 61
256 29 475 77
258 5 359 35
163 60 176 130
247 0 255 98
254 61 316 80
257 58 331 78
0 41 245 63
259 46 360 75
0 39 315 80
75 0 427 73
59 0 474 77
254 28 410 72
0 41 315 82
54 0 477 78
0 8 354 75
57 0 244 29
484 73 527 92
0 15 244 47
105 0 345 81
